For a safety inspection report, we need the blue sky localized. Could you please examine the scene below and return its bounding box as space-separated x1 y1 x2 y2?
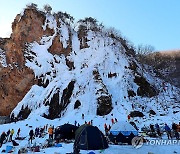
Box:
0 0 180 51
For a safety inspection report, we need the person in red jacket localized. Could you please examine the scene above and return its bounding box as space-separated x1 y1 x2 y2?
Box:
128 114 131 121
111 118 115 125
104 123 108 131
104 123 108 136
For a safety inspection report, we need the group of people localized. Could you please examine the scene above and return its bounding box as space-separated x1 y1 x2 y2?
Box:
1 113 179 151
29 124 69 144
104 117 118 136
28 124 54 144
149 122 180 139
0 124 55 148
0 128 18 147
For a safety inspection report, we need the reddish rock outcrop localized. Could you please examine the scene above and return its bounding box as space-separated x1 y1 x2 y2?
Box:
0 7 76 116
0 9 47 116
0 66 36 115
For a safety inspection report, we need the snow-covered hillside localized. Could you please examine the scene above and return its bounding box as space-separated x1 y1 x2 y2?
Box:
9 12 179 128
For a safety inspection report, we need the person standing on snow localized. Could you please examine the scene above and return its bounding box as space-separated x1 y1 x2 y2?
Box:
104 123 108 132
172 123 179 140
150 124 155 133
16 128 20 138
29 129 34 144
35 127 39 137
74 120 77 126
127 114 131 122
6 129 10 142
132 104 135 110
9 129 14 141
111 118 115 125
82 113 84 120
164 123 172 139
0 132 7 147
108 124 111 131
155 123 161 138
91 120 93 126
48 126 54 140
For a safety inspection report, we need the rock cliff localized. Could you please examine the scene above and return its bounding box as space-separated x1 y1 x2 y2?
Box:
0 6 179 122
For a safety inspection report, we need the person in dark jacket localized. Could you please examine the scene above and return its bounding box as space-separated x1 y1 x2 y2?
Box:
39 128 44 137
74 121 77 126
82 113 84 120
155 123 161 137
29 129 34 144
17 128 20 138
164 124 172 139
6 130 10 142
0 132 7 147
174 131 179 140
0 139 2 148
172 123 177 131
150 124 155 133
35 127 39 137
91 120 93 126
172 123 179 139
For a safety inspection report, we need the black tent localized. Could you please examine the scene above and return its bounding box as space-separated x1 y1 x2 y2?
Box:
74 124 108 150
55 124 78 140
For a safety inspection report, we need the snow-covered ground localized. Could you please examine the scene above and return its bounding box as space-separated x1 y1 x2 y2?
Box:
0 115 179 154
2 143 179 154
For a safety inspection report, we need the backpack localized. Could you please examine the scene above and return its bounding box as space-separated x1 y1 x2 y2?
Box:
12 140 19 146
34 146 40 152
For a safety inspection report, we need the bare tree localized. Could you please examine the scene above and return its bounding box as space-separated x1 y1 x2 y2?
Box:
136 44 155 62
43 4 52 14
56 11 74 24
136 44 155 75
26 3 38 10
136 45 176 79
77 17 99 31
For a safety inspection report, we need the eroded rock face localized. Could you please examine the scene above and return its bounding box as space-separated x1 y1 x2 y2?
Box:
44 81 75 119
0 8 73 116
97 96 112 116
49 34 72 56
74 100 81 109
49 35 63 55
0 9 46 116
127 90 136 98
134 75 158 97
60 80 75 112
44 88 61 120
0 67 35 116
130 111 144 117
6 9 45 67
16 106 31 120
93 70 113 116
